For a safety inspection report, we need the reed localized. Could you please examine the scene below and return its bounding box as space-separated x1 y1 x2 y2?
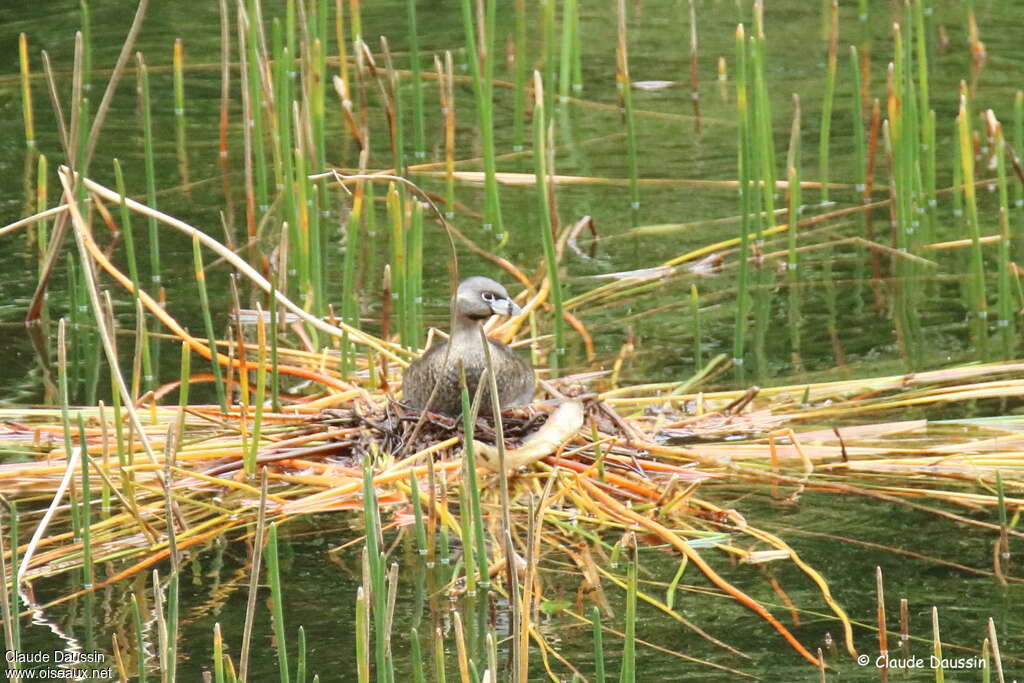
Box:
542 0 556 112
914 0 935 245
76 417 92 590
409 469 427 556
0 515 15 682
408 200 424 349
689 284 702 371
192 235 228 412
131 594 147 683
591 606 606 683
244 0 269 216
296 626 307 683
512 0 527 150
786 94 802 367
135 54 161 388
7 502 20 659
747 6 775 378
19 33 35 148
559 0 578 103
687 0 700 132
35 154 48 275
459 0 504 240
361 453 394 683
875 567 888 683
442 52 456 216
135 54 160 291
620 545 637 683
459 365 490 590
533 72 566 371
79 1 91 90
405 0 425 160
957 93 988 360
931 607 944 683
818 0 838 205
732 24 751 376
340 173 363 376
173 39 189 186
266 523 291 682
616 0 640 210
386 182 408 348
248 303 268 473
214 623 225 683
1015 91 1023 264
241 472 270 681
991 115 1014 358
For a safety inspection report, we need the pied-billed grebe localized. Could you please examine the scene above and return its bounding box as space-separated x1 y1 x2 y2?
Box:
402 276 535 416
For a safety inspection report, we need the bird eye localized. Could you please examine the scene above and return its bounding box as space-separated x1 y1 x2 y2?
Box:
482 292 495 302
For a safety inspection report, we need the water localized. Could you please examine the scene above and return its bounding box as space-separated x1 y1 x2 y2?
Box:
0 0 1022 679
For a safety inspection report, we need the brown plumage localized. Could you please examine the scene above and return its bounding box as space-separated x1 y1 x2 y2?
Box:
402 276 535 416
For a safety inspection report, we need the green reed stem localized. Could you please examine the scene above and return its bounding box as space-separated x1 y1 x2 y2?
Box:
433 627 447 683
175 345 190 452
409 469 427 556
406 0 425 159
559 0 577 103
19 33 34 148
386 183 408 348
932 607 944 683
459 365 490 590
591 606 606 683
173 38 189 186
136 56 160 389
410 628 424 683
733 24 751 375
57 319 80 536
616 0 639 211
246 0 269 214
819 0 837 205
76 413 93 589
131 593 147 683
620 549 636 683
214 623 225 683
689 284 702 371
958 95 988 360
293 143 311 304
0 518 15 681
361 454 394 683
296 626 307 683
534 72 565 372
310 184 325 317
512 0 527 150
459 483 476 595
408 200 424 349
311 37 327 172
36 153 48 269
166 570 179 681
7 502 19 657
248 303 268 474
269 283 280 411
1015 92 1023 264
995 124 1015 358
192 235 228 413
266 523 291 683
459 0 504 240
341 181 362 377
786 93 802 365
136 56 160 288
356 586 369 683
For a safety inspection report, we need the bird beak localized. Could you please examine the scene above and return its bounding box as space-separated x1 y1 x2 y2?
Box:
491 297 522 317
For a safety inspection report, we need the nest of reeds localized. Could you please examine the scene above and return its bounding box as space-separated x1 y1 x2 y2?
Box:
0 149 1022 674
